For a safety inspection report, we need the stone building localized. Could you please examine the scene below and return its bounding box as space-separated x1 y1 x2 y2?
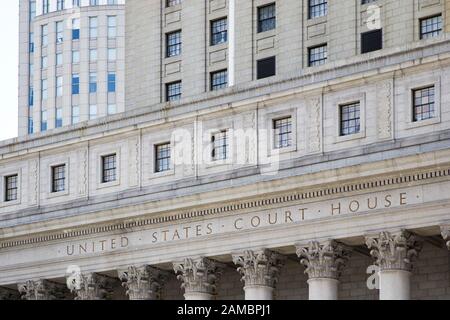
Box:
1 0 450 300
18 0 126 136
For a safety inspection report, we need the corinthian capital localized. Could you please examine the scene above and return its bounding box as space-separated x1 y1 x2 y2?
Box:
365 230 422 272
67 273 114 300
18 280 66 300
440 226 450 250
173 257 222 296
296 240 351 280
232 249 285 288
119 265 169 300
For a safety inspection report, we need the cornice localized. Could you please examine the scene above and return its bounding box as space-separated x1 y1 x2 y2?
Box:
1 165 449 250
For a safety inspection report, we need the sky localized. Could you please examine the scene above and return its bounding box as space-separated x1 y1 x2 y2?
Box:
0 1 19 141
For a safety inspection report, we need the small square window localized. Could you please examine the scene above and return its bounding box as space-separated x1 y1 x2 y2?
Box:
102 154 117 183
4 175 18 202
257 56 276 79
155 143 171 173
413 86 435 122
361 29 383 54
211 70 228 91
166 81 182 102
308 44 327 66
52 165 66 193
340 102 361 136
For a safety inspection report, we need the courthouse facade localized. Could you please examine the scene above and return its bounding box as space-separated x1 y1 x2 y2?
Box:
1 0 450 300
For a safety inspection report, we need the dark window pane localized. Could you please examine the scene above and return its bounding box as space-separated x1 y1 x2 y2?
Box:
340 102 361 136
257 56 276 79
102 154 117 183
361 29 383 53
413 86 435 122
258 4 276 33
155 143 171 172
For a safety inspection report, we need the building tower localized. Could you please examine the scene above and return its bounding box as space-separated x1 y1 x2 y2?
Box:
18 0 125 136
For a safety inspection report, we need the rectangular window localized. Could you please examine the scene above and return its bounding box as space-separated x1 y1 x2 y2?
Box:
108 48 117 61
55 108 63 128
258 4 276 33
166 81 182 101
89 73 97 93
56 76 63 96
57 0 65 11
72 74 79 95
211 130 229 161
108 73 116 92
41 24 48 47
72 50 80 63
155 143 171 173
211 70 228 91
72 106 80 124
41 56 48 69
51 165 66 193
340 102 361 136
309 0 327 19
420 15 442 39
166 31 182 57
361 29 383 53
43 0 49 14
29 87 34 106
90 49 97 62
102 154 117 183
89 17 98 39
273 117 292 149
211 18 228 46
107 16 117 38
56 53 63 65
413 86 435 122
72 18 80 40
56 21 64 43
41 110 47 132
4 175 18 202
89 105 97 119
166 0 181 7
308 44 327 66
107 104 117 115
29 32 34 52
41 79 48 100
257 56 276 79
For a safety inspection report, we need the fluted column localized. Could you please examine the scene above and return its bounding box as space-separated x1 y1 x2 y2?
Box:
173 257 223 300
366 230 422 300
119 265 169 300
296 240 350 300
18 280 66 300
440 226 450 250
67 272 114 300
232 249 285 300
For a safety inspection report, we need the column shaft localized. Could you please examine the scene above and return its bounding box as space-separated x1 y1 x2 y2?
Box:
307 278 339 300
379 270 411 300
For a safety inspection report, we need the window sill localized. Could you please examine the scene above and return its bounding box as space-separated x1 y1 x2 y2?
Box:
405 117 441 130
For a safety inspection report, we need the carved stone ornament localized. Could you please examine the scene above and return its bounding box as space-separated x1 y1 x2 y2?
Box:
232 249 285 288
173 257 222 296
119 265 169 300
365 230 423 272
67 272 114 300
296 240 351 280
18 279 67 300
440 226 450 250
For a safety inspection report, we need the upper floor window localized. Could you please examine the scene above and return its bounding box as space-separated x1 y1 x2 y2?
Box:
166 81 182 101
211 18 228 46
211 70 228 91
167 31 182 57
155 143 171 173
89 73 97 93
43 0 50 14
361 0 377 4
29 32 34 52
308 44 327 66
273 117 292 149
72 19 80 40
57 0 65 11
361 29 382 53
107 16 117 38
309 0 327 19
56 21 64 43
89 17 98 39
41 25 48 47
72 74 80 95
4 175 18 202
72 106 80 124
89 105 98 120
55 108 63 128
413 86 435 122
258 4 276 33
41 110 48 132
29 1 36 21
108 73 116 92
257 56 276 79
102 154 117 183
420 15 442 39
340 102 361 136
41 79 48 100
211 130 229 161
73 0 80 7
90 0 99 5
107 0 118 4
56 76 63 97
166 0 182 7
52 165 66 193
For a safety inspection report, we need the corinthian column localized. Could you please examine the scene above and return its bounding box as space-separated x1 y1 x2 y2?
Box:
232 249 285 300
173 257 223 300
67 273 114 300
440 226 450 250
366 230 422 300
296 240 350 300
119 265 169 300
18 280 66 300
